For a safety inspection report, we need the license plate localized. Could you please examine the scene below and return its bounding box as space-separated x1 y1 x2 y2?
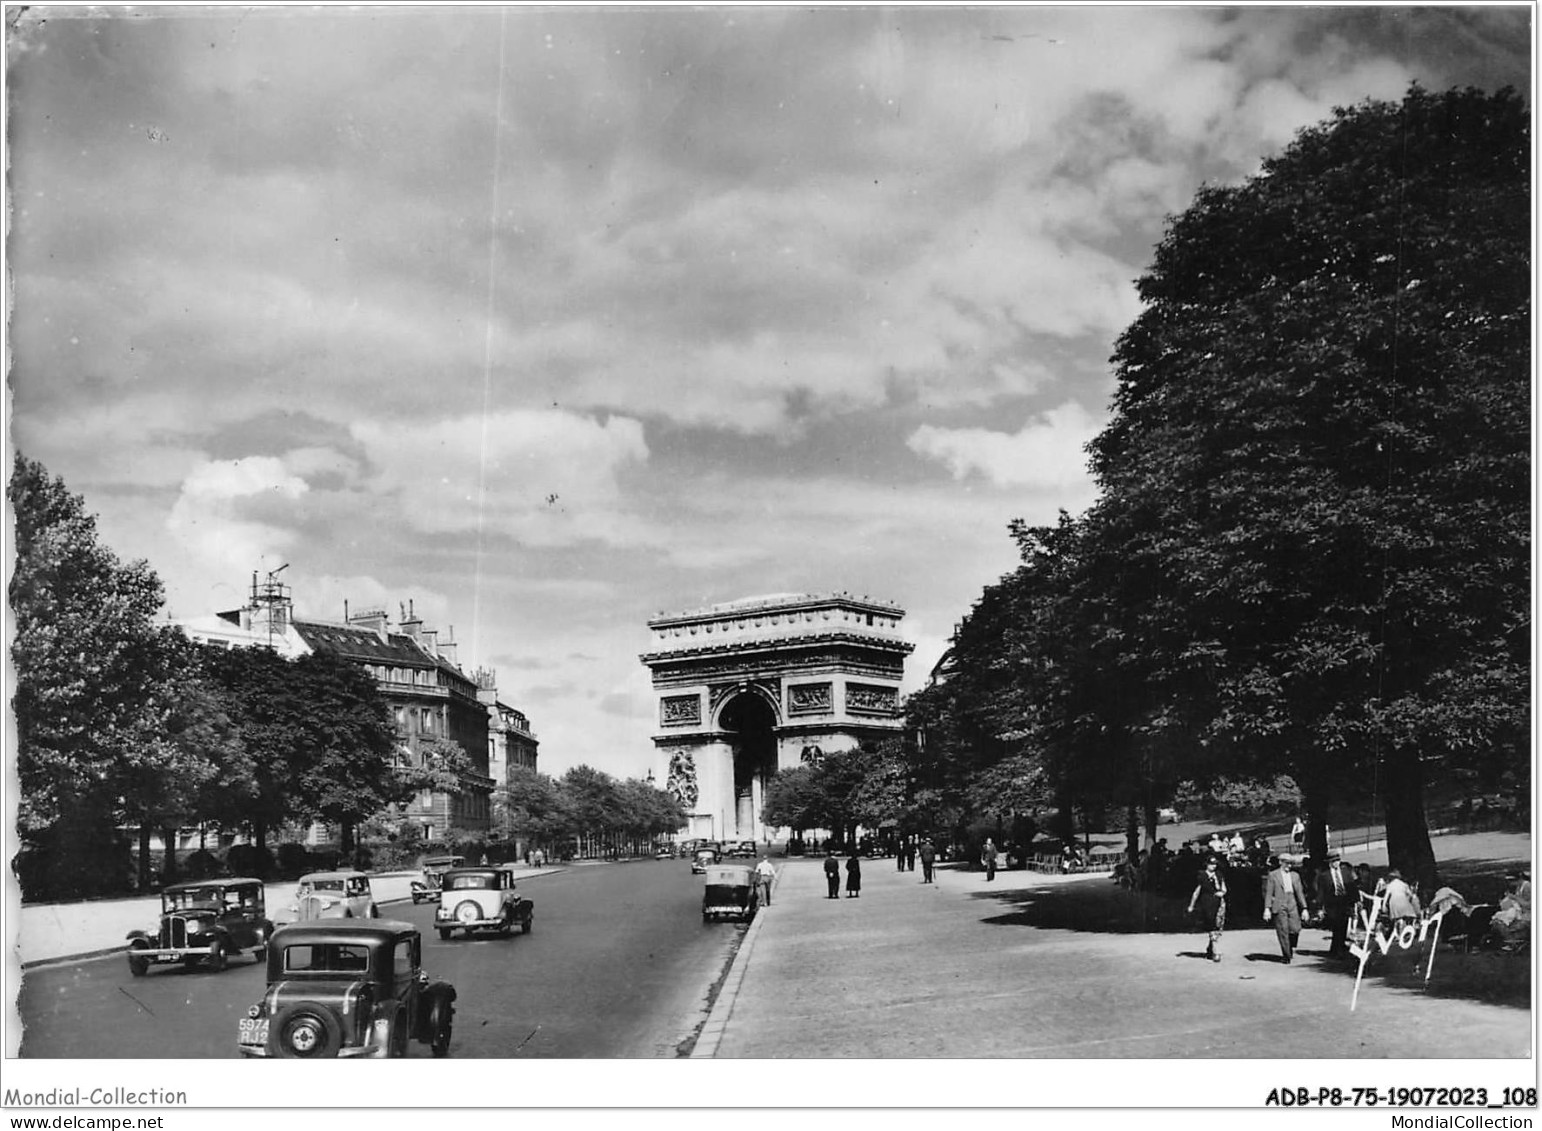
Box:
156 953 177 962
238 1018 268 1046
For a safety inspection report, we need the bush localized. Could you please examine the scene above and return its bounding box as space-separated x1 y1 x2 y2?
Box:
275 842 312 879
14 824 134 902
225 843 276 880
181 849 222 880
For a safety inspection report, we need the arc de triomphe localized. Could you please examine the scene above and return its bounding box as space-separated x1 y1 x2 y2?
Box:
640 592 913 844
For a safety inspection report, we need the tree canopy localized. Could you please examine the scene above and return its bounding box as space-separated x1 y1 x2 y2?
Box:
910 86 1529 889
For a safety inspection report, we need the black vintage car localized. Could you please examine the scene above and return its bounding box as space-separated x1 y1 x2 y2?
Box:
126 878 275 976
237 920 456 1059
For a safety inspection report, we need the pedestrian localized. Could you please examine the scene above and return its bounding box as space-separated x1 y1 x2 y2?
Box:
1263 855 1307 963
1290 815 1306 853
845 851 862 897
981 838 998 881
919 838 936 884
823 851 841 899
1315 852 1358 957
1187 855 1228 962
754 855 776 908
897 837 907 872
1380 868 1421 924
905 839 917 872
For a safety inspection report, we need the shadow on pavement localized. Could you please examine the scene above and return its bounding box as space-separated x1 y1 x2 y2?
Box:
969 875 1530 1007
971 876 1277 936
1282 941 1531 1008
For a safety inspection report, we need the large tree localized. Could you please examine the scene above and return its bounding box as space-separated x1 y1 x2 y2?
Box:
1089 85 1529 888
9 455 192 895
199 645 400 853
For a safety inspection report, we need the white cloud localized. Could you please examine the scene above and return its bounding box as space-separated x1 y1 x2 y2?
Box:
350 409 654 546
165 456 310 583
907 401 1105 493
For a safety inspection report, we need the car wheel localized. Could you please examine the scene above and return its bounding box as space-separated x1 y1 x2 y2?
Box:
268 1004 343 1059
453 900 480 927
127 943 149 978
369 904 381 919
251 926 268 962
427 992 454 1058
522 913 532 935
206 938 227 973
438 928 452 941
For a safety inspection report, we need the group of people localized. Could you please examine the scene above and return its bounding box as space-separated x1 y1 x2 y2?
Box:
822 838 943 897
1188 851 1363 965
1183 845 1506 966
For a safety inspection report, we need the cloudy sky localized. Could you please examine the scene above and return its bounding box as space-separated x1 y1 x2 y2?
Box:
7 5 1530 781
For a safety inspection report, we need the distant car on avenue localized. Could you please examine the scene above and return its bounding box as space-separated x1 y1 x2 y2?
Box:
725 841 757 858
434 866 534 940
126 878 275 976
410 855 465 904
287 871 379 921
690 847 719 874
237 920 456 1059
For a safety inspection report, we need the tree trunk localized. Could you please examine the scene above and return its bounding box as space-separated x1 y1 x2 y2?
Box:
1383 749 1439 893
1302 776 1329 866
160 826 179 883
340 818 355 856
1142 798 1158 852
138 823 153 891
1124 802 1140 861
255 822 268 853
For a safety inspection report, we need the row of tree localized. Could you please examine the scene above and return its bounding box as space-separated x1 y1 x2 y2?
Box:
9 455 683 900
493 765 687 857
763 87 1529 891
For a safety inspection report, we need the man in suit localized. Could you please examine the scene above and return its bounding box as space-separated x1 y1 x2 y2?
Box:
1263 856 1308 963
822 851 841 899
1315 852 1359 958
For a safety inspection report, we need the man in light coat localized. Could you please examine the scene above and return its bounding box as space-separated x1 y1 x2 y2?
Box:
1263 856 1308 963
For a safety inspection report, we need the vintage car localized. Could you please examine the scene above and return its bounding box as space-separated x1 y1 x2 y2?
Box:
434 866 534 940
690 847 719 874
237 920 456 1058
410 855 465 904
127 878 275 976
287 871 379 921
726 840 758 858
702 864 758 922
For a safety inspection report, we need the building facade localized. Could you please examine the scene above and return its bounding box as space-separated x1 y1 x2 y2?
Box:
177 573 528 842
640 592 912 844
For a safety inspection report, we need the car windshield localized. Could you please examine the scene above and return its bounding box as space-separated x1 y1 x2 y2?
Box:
306 879 345 892
282 943 371 973
446 874 496 890
163 888 223 912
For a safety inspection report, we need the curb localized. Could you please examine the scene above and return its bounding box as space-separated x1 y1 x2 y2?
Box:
689 866 780 1059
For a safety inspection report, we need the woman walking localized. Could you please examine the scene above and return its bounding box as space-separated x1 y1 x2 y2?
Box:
1187 856 1228 962
845 851 863 898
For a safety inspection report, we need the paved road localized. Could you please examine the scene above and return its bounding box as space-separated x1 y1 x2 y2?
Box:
18 859 742 1058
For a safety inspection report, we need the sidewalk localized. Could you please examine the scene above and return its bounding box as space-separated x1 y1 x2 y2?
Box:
10 865 564 969
696 833 1532 1059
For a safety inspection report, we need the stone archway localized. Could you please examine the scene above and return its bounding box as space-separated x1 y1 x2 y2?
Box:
719 692 777 838
643 593 913 844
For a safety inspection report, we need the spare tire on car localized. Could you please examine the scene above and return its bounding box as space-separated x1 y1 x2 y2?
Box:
268 1003 343 1059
